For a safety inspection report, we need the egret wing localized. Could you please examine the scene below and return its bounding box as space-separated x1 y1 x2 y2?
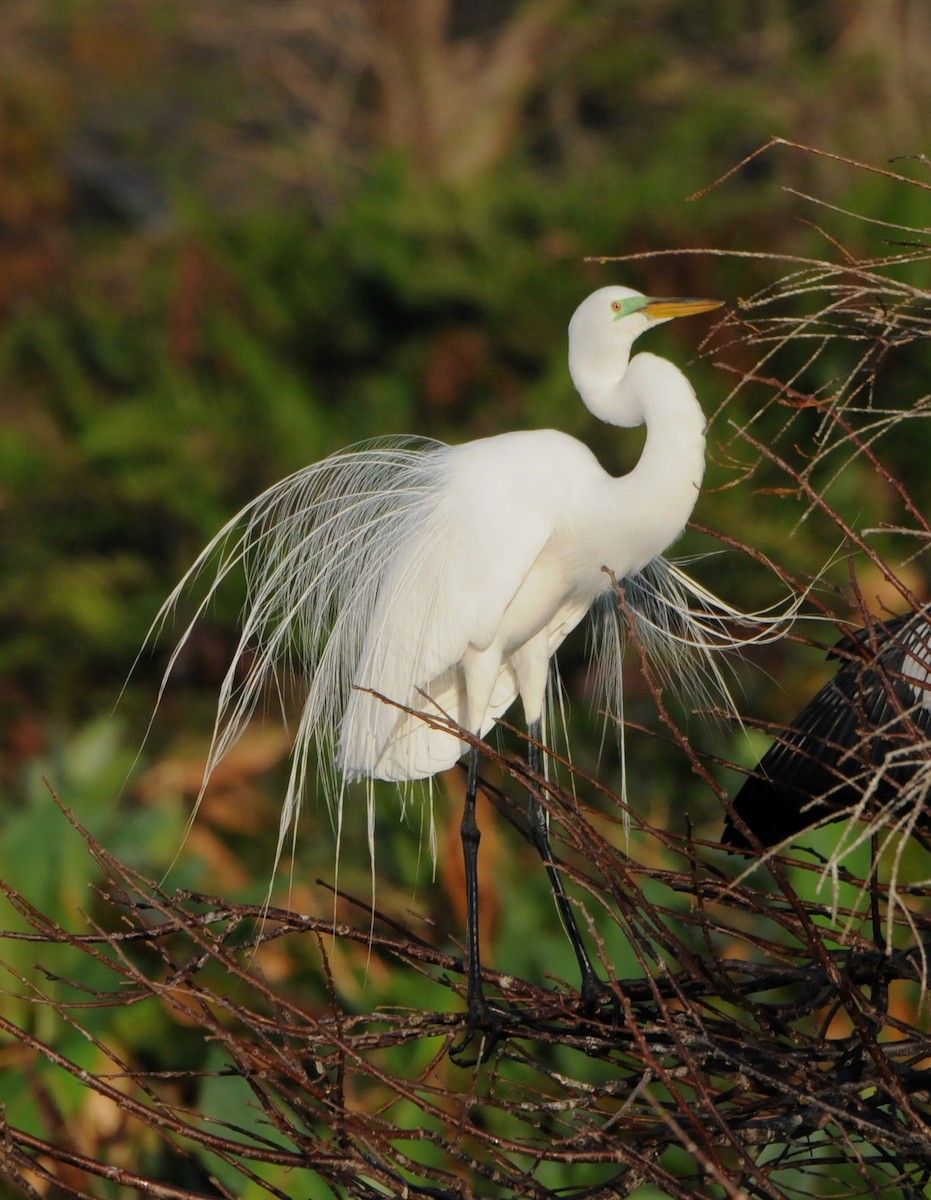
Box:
340 431 602 780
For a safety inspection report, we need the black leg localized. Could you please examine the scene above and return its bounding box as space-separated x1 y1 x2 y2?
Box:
450 746 503 1063
525 720 606 1010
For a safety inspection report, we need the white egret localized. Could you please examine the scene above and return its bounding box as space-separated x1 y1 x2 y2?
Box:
725 609 931 848
156 284 771 1057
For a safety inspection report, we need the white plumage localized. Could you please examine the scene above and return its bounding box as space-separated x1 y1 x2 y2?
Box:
341 410 702 780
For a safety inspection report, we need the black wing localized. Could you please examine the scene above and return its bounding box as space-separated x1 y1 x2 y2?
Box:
723 610 931 848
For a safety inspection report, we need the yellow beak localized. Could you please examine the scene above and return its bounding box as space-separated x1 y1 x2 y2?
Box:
643 298 723 321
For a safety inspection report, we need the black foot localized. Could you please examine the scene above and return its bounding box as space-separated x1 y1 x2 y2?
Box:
573 974 622 1056
449 999 508 1066
580 971 619 1020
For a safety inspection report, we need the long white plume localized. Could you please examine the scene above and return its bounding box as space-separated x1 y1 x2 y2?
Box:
147 437 796 861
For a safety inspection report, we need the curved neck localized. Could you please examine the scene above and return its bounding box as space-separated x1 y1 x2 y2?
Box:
635 368 707 492
571 344 635 426
594 352 707 573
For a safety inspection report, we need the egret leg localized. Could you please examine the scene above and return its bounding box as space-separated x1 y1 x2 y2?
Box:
450 745 503 1063
525 720 605 1009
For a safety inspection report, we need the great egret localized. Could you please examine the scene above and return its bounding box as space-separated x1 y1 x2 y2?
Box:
156 284 766 1057
724 609 931 848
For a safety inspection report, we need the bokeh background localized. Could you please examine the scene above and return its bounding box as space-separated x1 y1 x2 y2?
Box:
2 2 931 1196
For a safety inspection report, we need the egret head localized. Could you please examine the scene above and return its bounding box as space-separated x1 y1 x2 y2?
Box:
568 285 721 422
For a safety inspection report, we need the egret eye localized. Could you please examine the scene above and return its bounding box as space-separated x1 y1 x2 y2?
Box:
611 301 621 312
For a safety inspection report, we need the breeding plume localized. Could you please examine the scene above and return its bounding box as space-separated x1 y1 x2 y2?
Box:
725 609 931 848
157 284 771 1056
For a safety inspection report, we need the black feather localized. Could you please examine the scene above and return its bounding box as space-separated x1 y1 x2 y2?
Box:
724 610 931 848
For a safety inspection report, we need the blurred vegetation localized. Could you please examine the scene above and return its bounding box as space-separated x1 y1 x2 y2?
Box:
1 1 931 1196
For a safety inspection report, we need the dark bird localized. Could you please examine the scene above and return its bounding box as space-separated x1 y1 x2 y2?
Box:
724 609 931 848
